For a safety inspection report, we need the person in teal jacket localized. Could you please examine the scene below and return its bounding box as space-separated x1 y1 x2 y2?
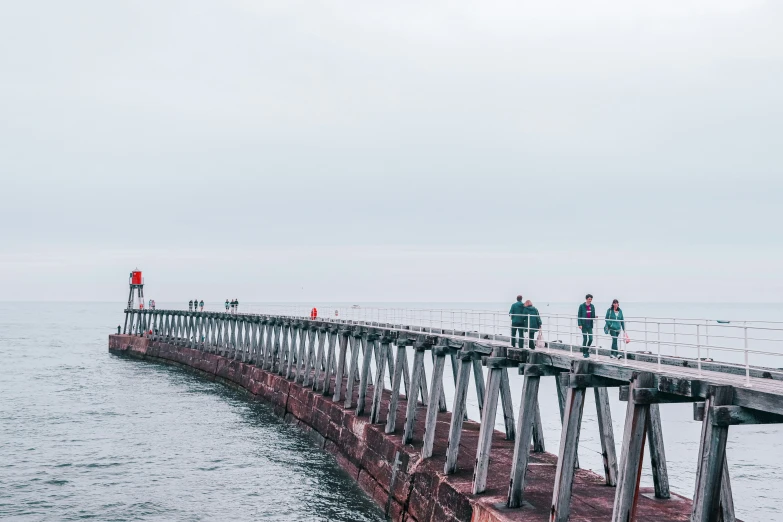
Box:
577 294 596 358
605 299 626 358
509 295 526 348
523 300 542 349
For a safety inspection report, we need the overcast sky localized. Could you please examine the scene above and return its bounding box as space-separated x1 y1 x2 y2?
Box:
1 0 781 303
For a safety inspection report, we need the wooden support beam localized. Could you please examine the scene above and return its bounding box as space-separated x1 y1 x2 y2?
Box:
422 346 447 458
692 385 734 522
357 335 378 416
296 326 309 382
302 327 318 386
277 322 288 375
385 341 410 434
532 400 545 453
269 322 280 371
369 338 391 424
499 367 516 440
400 343 411 399
520 364 560 377
313 327 326 388
556 376 579 469
711 405 783 426
594 387 618 486
332 331 350 403
561 373 627 389
633 388 702 404
344 335 362 409
321 329 337 395
507 372 541 507
472 357 487 421
285 325 299 380
403 346 427 444
444 348 472 474
612 371 655 522
217 317 225 357
472 354 503 494
550 360 589 522
646 403 670 499
720 457 736 522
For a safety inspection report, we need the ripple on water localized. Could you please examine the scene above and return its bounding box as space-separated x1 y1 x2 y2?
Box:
0 303 384 522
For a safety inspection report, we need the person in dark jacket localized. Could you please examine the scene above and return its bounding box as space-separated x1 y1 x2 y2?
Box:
605 299 626 358
508 295 526 348
199 299 204 312
225 299 230 312
188 300 193 312
234 298 239 313
577 294 596 358
523 300 542 349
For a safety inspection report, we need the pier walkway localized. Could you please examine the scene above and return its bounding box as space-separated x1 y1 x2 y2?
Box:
116 307 783 521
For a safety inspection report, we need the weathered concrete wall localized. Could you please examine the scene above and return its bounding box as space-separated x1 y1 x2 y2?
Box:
109 335 478 522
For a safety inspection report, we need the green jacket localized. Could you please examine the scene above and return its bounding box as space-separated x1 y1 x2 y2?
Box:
509 301 526 326
577 303 596 328
524 305 542 329
605 308 625 331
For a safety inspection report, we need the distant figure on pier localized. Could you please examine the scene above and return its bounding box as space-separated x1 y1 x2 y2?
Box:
523 300 542 349
509 295 526 348
578 294 596 358
199 300 204 312
234 298 239 314
193 298 198 312
225 299 230 312
605 299 626 359
188 300 193 312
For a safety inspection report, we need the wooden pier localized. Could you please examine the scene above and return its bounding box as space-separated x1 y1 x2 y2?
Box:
116 307 783 521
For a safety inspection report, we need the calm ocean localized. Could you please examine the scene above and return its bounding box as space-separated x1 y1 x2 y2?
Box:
1 301 781 520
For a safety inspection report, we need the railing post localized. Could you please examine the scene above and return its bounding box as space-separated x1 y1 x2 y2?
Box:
705 319 710 359
744 326 750 387
673 319 678 357
697 324 702 376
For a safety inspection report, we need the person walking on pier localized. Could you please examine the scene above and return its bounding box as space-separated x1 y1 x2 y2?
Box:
509 295 526 348
605 299 626 358
225 299 230 313
188 300 193 312
578 294 596 358
199 299 204 312
234 298 239 314
523 300 542 349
